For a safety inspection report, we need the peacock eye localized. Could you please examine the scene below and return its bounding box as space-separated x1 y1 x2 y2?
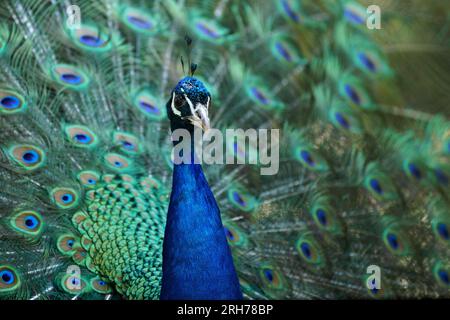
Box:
174 94 185 109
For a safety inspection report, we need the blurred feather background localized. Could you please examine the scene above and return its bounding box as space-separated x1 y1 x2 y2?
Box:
0 0 449 299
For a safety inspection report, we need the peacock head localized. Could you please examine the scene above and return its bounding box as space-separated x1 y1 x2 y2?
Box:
166 76 211 132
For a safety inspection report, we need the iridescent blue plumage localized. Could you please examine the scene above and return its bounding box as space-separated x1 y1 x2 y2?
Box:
161 77 242 300
173 77 210 103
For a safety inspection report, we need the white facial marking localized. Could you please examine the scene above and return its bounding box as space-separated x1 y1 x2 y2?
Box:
170 92 181 116
183 94 196 116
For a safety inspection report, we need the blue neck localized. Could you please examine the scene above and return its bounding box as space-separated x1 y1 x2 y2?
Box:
160 161 242 300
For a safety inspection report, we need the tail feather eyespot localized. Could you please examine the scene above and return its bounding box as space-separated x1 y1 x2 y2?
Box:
8 144 46 170
51 64 90 90
91 277 112 294
104 153 133 172
66 24 112 52
9 211 43 236
0 90 26 114
113 131 142 154
64 125 98 148
0 266 20 293
51 188 79 209
77 171 101 188
57 234 78 255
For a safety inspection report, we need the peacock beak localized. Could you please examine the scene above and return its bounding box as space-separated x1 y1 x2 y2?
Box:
196 104 210 131
181 93 211 131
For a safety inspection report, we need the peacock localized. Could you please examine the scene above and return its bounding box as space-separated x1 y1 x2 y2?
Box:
0 0 449 300
160 75 242 300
